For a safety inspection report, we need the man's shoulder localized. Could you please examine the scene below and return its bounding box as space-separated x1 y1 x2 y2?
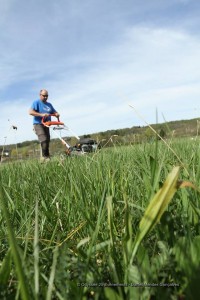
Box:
34 99 40 103
32 99 40 105
31 99 42 111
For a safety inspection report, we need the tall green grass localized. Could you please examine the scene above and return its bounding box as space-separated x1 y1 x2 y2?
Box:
0 138 200 299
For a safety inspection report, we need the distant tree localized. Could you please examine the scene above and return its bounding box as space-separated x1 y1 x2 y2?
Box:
145 128 155 141
159 128 166 139
113 129 120 136
20 147 29 158
11 148 18 158
83 134 91 138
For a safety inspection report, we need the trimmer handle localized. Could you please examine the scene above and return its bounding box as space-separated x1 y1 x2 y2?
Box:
42 114 64 126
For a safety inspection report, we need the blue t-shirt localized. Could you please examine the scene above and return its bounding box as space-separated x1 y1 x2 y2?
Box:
31 99 57 124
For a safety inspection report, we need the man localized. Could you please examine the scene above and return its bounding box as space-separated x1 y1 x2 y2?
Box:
29 89 60 161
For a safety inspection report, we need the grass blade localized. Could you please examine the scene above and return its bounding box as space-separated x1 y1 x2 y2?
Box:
34 199 39 299
130 166 181 265
0 186 30 299
46 246 59 300
0 248 12 285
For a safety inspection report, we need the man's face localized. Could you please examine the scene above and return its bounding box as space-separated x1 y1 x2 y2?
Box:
40 91 48 102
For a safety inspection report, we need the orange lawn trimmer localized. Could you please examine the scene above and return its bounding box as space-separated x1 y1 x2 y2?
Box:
42 114 80 155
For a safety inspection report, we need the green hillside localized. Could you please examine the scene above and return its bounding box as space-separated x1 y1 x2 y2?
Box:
1 117 199 160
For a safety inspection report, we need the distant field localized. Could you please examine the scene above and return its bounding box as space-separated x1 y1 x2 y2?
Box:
0 139 200 299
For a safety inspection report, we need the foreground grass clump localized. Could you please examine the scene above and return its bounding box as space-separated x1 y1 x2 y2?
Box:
0 139 200 299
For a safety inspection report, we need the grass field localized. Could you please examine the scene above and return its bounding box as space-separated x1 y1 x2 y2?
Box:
0 138 200 299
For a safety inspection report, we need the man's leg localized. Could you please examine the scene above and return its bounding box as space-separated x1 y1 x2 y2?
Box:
34 125 50 158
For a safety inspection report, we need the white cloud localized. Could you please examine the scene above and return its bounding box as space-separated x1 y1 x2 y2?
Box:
1 1 200 145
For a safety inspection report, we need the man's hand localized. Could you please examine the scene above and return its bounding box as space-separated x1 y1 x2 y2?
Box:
42 113 50 117
55 112 60 118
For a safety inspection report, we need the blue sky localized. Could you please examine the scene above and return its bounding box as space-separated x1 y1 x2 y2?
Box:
1 0 200 144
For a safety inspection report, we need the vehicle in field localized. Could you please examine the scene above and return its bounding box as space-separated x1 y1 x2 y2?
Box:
42 115 99 157
0 149 10 162
75 138 98 152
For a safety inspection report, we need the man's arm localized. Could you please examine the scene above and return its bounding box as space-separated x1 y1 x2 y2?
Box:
29 108 49 117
